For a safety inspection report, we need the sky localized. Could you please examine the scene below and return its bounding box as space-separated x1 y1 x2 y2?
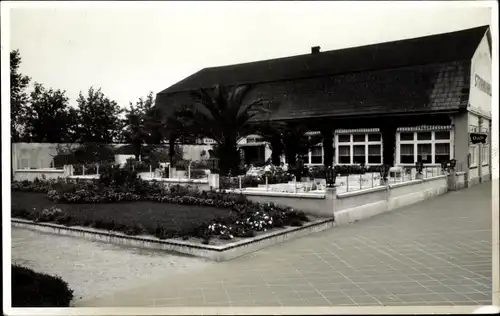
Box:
7 1 493 109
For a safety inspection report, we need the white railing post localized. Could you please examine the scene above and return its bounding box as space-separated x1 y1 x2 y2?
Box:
82 165 85 176
265 176 269 191
239 175 242 190
188 162 191 179
97 164 99 176
150 165 153 178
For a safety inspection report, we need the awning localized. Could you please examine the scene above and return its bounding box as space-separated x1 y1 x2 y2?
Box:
397 125 452 132
335 128 380 134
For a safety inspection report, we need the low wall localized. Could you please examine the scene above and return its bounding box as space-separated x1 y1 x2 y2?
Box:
333 186 388 224
242 190 334 218
334 175 448 225
387 175 448 210
12 217 333 261
13 169 66 182
449 171 466 191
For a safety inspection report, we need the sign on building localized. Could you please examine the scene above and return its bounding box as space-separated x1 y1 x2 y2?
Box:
469 132 488 144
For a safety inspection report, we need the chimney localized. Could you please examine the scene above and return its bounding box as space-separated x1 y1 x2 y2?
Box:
311 46 321 54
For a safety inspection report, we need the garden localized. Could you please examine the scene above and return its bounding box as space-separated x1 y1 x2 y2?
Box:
11 167 312 245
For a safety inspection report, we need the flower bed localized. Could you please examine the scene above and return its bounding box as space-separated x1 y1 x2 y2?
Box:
11 265 74 307
12 176 310 243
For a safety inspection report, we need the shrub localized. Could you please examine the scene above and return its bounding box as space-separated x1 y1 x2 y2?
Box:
99 164 138 187
11 265 74 307
190 169 207 179
36 207 65 222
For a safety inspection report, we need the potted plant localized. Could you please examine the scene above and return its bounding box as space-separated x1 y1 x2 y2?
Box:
379 164 389 185
415 160 424 179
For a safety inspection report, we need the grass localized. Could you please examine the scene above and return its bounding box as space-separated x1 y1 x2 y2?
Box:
12 192 233 235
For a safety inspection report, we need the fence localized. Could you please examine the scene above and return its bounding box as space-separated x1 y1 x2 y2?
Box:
221 164 459 194
68 162 211 180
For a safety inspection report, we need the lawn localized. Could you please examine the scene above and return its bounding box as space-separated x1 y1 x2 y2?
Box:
12 192 233 237
11 174 311 242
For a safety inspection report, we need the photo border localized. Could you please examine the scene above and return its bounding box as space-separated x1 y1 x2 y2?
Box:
2 1 499 315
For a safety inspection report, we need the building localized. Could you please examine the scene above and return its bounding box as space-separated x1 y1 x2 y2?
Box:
155 25 492 186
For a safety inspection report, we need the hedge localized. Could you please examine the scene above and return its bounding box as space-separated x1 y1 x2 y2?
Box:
11 265 74 307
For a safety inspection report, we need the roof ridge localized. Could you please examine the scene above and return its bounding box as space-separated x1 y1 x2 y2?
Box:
157 24 488 95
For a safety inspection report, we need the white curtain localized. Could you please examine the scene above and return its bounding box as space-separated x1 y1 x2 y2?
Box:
338 146 350 156
434 143 450 155
368 145 381 155
353 145 365 155
311 146 322 156
417 144 432 155
400 144 414 155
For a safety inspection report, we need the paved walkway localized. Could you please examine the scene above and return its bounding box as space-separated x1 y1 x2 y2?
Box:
75 183 492 307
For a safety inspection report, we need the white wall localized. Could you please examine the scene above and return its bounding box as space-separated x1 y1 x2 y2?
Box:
182 144 214 161
465 30 492 186
12 143 81 170
12 143 215 171
468 32 492 118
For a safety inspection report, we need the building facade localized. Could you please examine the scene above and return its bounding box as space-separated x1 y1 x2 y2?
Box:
156 25 492 186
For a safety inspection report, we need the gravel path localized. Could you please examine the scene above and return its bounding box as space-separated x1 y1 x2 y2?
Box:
11 228 212 305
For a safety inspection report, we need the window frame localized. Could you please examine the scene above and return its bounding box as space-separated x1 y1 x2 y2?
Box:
335 132 383 165
481 144 489 166
396 130 453 166
308 144 324 165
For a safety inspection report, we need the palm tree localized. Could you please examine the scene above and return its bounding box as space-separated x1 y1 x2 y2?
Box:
175 84 269 175
256 122 322 168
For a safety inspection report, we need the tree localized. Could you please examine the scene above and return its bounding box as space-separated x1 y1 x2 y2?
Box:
256 122 322 167
122 93 153 159
10 50 31 141
122 92 167 160
254 121 285 165
23 83 77 143
175 84 269 175
76 87 123 143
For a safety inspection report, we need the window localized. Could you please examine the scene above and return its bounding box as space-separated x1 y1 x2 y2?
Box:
335 132 382 165
400 144 414 163
434 143 450 164
368 134 381 142
469 146 477 167
435 131 450 140
353 145 366 164
338 135 350 142
353 134 365 142
417 144 432 163
482 145 489 166
310 146 323 164
338 146 351 164
368 145 381 163
417 132 432 140
397 130 453 165
400 133 414 141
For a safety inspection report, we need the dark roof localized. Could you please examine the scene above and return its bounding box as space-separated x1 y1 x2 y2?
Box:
158 25 489 95
156 60 471 122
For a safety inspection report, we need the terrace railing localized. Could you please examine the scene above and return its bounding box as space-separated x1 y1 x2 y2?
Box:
220 163 462 194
